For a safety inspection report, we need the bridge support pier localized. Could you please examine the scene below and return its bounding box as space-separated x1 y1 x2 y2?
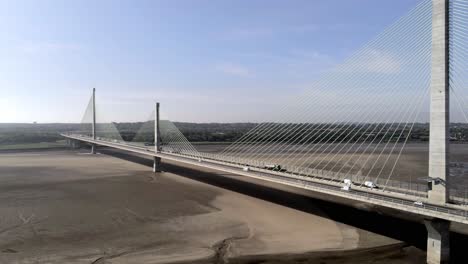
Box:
91 144 96 154
70 140 79 149
424 219 450 264
153 157 161 173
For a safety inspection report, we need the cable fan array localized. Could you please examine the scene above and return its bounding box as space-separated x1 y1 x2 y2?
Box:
216 0 434 195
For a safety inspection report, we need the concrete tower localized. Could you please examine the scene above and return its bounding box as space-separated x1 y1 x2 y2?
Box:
428 0 449 205
153 102 162 172
91 88 97 154
426 1 451 264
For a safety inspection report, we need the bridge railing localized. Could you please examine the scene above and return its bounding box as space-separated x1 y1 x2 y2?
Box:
450 188 468 206
64 133 468 207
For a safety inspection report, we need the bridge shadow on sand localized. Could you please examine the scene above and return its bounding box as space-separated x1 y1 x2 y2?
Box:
98 147 468 261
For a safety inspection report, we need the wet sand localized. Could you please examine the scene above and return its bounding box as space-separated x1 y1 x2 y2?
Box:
0 150 430 263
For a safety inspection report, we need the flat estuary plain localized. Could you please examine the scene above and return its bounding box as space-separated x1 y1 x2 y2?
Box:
0 149 438 263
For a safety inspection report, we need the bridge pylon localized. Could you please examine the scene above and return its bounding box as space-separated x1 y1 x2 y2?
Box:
153 102 162 172
426 1 451 264
91 88 97 154
428 0 449 205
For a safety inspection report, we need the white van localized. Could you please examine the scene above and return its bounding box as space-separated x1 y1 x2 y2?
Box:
364 181 377 189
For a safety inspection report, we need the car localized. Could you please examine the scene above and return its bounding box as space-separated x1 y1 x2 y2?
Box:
364 181 378 189
243 167 250 172
341 185 351 191
264 164 287 172
414 201 423 206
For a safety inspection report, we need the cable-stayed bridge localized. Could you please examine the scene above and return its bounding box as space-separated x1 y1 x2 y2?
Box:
62 0 468 263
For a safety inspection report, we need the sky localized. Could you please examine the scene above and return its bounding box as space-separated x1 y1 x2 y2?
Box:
0 0 422 123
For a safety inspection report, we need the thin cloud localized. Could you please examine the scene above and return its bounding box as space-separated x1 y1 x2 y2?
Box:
223 23 358 40
288 24 320 33
335 49 401 74
230 49 334 65
225 28 274 39
289 49 331 60
19 42 82 54
216 63 251 77
360 50 401 74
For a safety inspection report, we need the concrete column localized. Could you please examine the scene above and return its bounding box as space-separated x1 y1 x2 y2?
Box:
91 88 97 154
424 219 450 264
71 140 77 149
428 0 449 205
153 102 161 172
155 102 161 152
153 156 161 173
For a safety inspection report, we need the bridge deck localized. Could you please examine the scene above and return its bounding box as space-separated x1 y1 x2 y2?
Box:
63 134 468 225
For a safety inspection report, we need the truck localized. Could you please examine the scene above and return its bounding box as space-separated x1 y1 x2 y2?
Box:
341 185 351 191
263 164 286 172
341 178 352 191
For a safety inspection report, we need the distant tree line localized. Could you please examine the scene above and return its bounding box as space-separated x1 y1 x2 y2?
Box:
0 123 81 145
1 122 468 145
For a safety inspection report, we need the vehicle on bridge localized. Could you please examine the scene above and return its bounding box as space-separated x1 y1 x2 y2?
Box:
364 181 378 189
263 164 287 172
342 178 352 191
341 185 351 191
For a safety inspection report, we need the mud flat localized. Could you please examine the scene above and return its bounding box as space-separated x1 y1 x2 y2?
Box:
0 150 426 263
